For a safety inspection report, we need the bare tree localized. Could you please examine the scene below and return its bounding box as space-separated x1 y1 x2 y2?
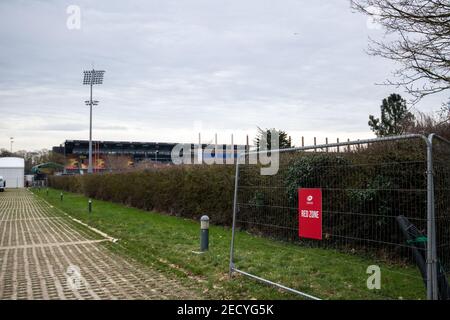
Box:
104 155 130 172
351 0 450 101
131 159 170 171
406 111 450 140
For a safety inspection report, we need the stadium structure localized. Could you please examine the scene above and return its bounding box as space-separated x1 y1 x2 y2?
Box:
53 140 247 174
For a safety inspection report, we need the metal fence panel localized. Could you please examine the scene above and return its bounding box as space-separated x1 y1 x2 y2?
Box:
430 134 450 300
229 134 441 300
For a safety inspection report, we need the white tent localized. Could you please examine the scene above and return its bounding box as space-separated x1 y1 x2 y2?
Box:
0 157 25 188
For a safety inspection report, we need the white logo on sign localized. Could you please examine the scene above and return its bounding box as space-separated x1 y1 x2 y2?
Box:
307 195 313 202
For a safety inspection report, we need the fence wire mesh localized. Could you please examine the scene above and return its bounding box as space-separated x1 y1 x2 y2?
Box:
229 135 443 300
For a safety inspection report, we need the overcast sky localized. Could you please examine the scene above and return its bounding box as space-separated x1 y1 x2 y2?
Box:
0 0 448 151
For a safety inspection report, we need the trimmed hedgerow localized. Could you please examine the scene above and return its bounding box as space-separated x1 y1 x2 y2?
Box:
49 139 429 251
49 165 235 225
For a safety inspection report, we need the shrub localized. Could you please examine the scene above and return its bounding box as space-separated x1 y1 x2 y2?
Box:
49 139 428 258
235 140 428 261
49 165 235 225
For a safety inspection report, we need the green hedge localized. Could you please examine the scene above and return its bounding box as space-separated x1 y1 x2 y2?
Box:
232 141 429 264
49 165 235 225
48 140 430 257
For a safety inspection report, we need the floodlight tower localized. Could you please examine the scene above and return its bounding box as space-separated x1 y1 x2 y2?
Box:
83 69 105 174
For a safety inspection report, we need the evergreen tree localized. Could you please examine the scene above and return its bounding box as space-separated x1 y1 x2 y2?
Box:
255 127 292 150
368 94 414 137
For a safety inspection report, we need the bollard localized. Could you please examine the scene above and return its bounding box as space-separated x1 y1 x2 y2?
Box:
88 199 92 213
46 189 49 196
200 215 209 251
60 192 63 201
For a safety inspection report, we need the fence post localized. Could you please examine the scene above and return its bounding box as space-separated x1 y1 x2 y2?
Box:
426 135 439 300
229 157 240 277
246 134 249 154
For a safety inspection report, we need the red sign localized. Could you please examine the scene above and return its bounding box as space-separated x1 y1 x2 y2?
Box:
298 188 322 240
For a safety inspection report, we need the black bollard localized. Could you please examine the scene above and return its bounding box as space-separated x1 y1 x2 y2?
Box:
200 215 209 251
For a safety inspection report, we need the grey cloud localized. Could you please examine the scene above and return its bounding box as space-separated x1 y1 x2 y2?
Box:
0 0 448 151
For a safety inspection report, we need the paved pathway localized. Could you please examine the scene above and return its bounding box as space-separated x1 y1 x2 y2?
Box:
0 189 197 300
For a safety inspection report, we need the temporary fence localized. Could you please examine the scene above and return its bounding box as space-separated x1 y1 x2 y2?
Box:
229 134 449 300
430 134 450 300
